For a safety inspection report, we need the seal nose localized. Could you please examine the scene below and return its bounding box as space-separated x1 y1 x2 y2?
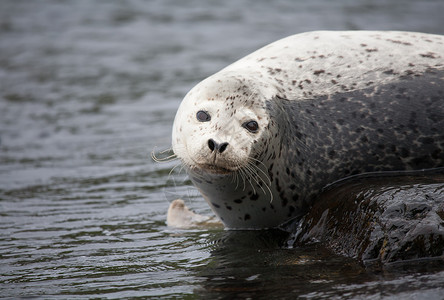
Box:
208 139 229 153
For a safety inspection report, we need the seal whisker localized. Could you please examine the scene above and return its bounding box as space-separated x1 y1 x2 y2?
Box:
231 164 245 191
245 160 274 203
246 164 264 195
168 162 183 178
151 147 178 163
231 167 240 189
177 162 188 176
234 170 241 190
238 167 249 192
248 157 272 186
253 164 274 203
242 163 262 196
238 168 247 192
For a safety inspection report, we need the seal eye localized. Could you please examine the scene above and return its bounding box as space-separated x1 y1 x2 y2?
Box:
196 110 211 122
243 120 259 133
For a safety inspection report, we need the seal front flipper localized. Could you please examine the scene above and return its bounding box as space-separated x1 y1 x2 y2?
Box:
167 199 223 229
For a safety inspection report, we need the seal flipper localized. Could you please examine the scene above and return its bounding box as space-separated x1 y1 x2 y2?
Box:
167 199 223 229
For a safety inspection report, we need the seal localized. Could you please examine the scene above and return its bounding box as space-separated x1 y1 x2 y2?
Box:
172 31 444 229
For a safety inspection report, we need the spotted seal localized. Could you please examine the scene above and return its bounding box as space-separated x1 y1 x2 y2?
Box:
172 31 444 229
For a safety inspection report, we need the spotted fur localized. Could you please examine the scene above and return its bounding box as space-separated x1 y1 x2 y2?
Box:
172 31 444 229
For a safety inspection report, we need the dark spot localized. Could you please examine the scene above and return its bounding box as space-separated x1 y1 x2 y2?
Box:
420 52 438 59
313 70 325 76
250 193 259 201
275 178 281 193
400 148 410 158
432 149 442 159
383 69 397 75
226 205 232 210
212 202 220 208
244 214 251 221
410 155 433 168
281 196 288 207
419 137 435 145
391 145 397 153
234 199 242 204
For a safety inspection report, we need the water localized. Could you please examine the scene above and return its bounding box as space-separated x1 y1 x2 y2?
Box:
1 0 444 298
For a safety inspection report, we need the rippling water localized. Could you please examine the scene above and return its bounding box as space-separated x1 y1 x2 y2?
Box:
1 0 444 298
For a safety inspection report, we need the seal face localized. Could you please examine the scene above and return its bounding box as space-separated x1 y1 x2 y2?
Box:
172 31 444 229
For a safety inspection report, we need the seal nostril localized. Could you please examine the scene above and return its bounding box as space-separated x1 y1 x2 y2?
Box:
219 142 229 153
208 139 228 153
208 139 215 152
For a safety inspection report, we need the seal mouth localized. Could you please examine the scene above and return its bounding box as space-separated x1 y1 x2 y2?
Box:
186 152 238 175
194 163 235 175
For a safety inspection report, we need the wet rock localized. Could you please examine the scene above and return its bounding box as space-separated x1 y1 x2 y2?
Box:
287 173 444 265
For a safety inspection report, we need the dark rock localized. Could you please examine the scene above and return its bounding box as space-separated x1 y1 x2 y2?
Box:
286 172 444 265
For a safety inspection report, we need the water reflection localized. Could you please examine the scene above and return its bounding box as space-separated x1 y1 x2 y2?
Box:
194 230 370 299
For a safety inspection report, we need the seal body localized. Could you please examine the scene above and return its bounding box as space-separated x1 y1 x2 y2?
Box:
172 31 444 229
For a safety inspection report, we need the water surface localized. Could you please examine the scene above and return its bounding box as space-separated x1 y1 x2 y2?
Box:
1 0 444 298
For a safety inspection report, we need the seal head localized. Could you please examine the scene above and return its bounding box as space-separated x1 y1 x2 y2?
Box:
173 72 275 175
